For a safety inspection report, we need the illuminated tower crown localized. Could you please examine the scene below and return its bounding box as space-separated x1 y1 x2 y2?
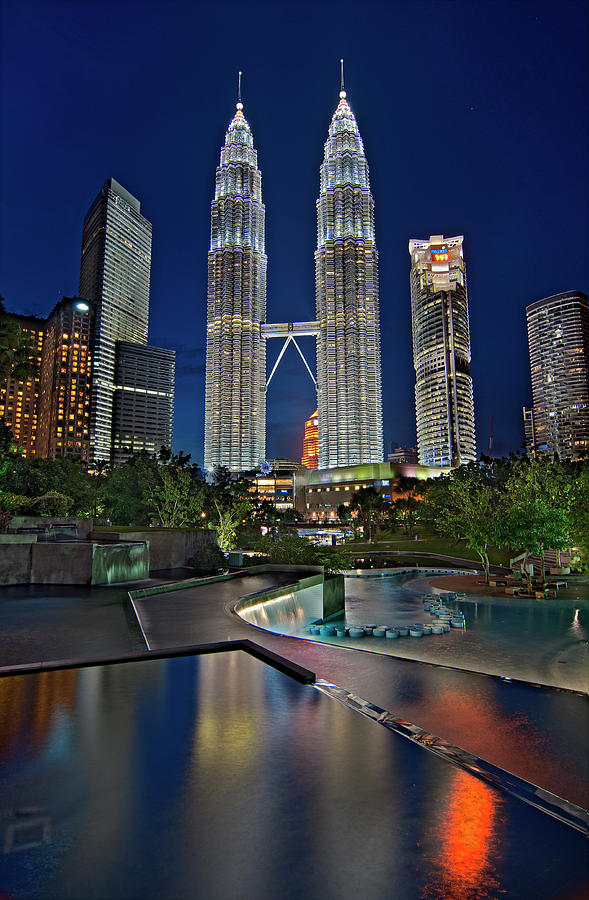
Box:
315 67 383 467
204 79 267 471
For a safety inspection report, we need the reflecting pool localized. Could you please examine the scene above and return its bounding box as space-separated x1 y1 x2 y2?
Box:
239 571 589 692
0 650 587 900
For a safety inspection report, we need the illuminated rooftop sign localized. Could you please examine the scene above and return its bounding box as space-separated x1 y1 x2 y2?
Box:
430 246 449 262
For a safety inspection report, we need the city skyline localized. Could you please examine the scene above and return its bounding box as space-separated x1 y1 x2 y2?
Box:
1 0 587 467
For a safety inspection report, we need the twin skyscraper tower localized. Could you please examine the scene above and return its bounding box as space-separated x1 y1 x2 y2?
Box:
204 71 383 472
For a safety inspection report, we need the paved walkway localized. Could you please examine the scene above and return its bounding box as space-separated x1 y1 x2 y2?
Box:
134 571 589 811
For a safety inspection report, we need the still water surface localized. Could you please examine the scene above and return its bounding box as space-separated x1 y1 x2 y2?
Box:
0 652 587 900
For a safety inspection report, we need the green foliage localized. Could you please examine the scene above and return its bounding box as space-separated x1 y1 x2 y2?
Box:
1 454 94 516
349 486 387 541
100 452 155 525
144 448 205 527
503 457 575 582
256 532 349 573
28 491 73 517
204 466 255 551
570 466 589 573
424 461 507 582
188 543 227 574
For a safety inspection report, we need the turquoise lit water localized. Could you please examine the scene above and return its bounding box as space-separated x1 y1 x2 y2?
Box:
237 570 589 692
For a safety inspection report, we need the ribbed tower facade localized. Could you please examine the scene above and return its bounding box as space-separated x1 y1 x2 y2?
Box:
315 88 383 468
409 235 476 467
525 290 589 459
205 98 267 471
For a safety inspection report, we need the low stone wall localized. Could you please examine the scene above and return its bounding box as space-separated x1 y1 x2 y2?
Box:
91 528 217 571
0 540 148 586
8 516 94 540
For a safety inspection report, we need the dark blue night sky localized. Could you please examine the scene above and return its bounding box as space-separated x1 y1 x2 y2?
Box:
1 0 587 466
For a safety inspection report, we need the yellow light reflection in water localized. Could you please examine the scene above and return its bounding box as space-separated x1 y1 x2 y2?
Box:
424 769 501 900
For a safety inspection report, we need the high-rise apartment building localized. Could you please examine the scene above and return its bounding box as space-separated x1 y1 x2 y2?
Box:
315 83 383 468
79 178 152 464
0 313 45 457
408 235 476 467
204 95 267 471
36 297 94 460
112 342 175 463
301 409 319 470
524 290 589 459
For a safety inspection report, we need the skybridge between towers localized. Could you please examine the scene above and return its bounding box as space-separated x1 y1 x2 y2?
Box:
261 321 319 391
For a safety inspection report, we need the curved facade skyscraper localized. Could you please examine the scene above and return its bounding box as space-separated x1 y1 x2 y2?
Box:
409 235 476 467
204 97 267 471
315 87 383 468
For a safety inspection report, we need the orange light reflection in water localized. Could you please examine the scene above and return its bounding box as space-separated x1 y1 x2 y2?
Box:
423 769 502 900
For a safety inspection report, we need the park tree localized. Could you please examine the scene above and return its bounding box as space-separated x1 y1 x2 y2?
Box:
144 449 205 527
570 462 589 573
503 457 574 586
204 466 255 552
0 454 93 517
426 462 506 583
349 486 387 542
101 452 157 525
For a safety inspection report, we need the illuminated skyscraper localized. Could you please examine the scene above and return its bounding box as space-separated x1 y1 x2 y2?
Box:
36 297 94 460
409 235 476 467
524 290 589 459
301 409 319 470
315 75 383 468
204 87 267 471
79 178 152 464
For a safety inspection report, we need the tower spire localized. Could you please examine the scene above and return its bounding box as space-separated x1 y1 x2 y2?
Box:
340 58 346 98
236 71 243 111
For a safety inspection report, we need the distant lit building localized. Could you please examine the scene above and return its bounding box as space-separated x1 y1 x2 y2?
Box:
0 313 45 457
525 290 589 459
300 461 448 521
301 409 319 470
112 343 175 463
204 93 267 471
246 460 306 512
79 178 152 465
387 446 418 465
36 297 94 460
409 235 476 467
315 81 383 468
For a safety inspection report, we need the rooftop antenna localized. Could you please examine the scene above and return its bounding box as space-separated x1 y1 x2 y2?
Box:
340 59 346 98
236 71 243 109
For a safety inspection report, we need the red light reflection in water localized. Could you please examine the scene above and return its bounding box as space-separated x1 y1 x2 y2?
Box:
423 769 502 900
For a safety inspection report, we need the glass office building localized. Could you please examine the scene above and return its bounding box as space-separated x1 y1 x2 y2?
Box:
409 235 476 468
112 342 175 463
204 97 267 471
315 87 383 469
79 178 152 465
525 290 589 459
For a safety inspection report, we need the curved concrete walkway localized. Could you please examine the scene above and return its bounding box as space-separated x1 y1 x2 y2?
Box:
133 571 589 811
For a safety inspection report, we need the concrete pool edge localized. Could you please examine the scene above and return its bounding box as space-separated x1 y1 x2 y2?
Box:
0 639 316 685
228 572 589 695
315 679 589 837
